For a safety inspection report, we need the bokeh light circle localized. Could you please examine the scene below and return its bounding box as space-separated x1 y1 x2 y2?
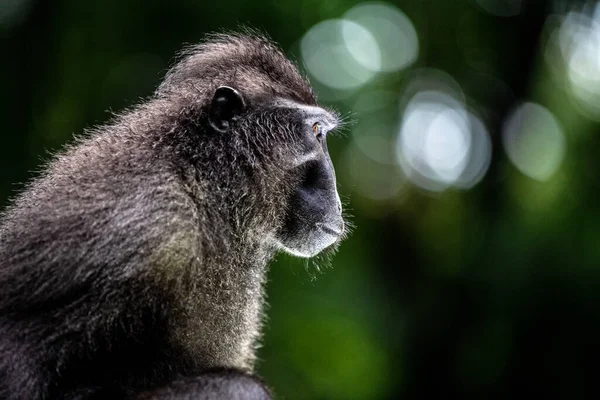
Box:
397 91 472 191
502 102 566 181
344 2 419 72
301 19 381 91
555 11 600 119
395 70 491 192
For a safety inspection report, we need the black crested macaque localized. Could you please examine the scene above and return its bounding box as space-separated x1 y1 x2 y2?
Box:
0 32 346 399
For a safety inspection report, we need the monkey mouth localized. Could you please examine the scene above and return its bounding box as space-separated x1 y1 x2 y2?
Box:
315 222 344 237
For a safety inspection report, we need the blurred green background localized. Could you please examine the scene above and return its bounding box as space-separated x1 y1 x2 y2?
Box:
2 0 600 398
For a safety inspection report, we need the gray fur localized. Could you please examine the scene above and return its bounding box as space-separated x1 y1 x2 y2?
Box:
0 32 344 399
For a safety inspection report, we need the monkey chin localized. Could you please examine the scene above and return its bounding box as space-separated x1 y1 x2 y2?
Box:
272 230 341 259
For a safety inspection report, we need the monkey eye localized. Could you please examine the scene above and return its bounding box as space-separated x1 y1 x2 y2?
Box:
312 122 324 139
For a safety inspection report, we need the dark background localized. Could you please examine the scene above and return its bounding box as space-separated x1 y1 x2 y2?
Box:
1 0 599 399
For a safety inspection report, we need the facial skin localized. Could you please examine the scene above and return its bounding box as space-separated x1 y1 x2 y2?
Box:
271 99 344 258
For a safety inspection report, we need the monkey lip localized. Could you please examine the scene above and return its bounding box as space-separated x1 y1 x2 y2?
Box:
316 222 344 237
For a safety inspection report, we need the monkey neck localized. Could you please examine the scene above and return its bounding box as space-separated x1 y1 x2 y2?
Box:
167 237 273 372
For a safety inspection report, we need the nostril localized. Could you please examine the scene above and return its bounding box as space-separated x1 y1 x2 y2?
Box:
301 161 320 188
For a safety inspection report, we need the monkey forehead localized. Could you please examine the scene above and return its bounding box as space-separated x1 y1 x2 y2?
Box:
274 98 339 128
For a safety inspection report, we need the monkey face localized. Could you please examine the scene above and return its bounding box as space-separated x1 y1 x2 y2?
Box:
270 100 345 258
208 86 344 258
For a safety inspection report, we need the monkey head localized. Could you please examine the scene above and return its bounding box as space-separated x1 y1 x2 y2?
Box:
156 34 347 259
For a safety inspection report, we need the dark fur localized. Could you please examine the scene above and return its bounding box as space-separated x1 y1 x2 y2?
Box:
0 32 340 399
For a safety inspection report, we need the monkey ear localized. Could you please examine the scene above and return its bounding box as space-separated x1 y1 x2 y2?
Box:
209 86 246 133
